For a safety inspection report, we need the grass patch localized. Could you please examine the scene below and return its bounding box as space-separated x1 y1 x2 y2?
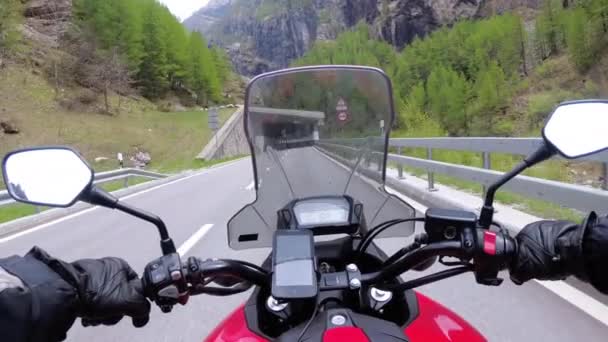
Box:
0 203 46 224
0 65 240 188
98 176 151 192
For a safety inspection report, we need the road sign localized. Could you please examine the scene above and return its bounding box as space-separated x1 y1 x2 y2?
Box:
208 107 220 131
336 98 348 112
336 98 348 122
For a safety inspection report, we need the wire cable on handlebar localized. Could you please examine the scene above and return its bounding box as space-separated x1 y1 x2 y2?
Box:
380 265 472 292
356 218 424 258
221 259 267 274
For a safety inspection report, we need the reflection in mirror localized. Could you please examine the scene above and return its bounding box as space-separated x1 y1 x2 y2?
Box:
544 101 608 158
3 148 93 207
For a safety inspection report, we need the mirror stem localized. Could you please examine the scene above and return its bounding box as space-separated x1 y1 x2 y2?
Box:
479 143 555 228
82 186 177 255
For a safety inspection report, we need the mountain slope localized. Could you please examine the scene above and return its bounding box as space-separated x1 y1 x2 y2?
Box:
184 0 490 76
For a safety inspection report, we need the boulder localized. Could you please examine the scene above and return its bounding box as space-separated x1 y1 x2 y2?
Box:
0 121 20 134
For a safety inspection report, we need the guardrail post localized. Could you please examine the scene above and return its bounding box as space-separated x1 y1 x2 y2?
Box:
427 148 437 192
34 206 40 214
482 152 491 195
123 175 130 188
602 162 608 191
397 147 404 179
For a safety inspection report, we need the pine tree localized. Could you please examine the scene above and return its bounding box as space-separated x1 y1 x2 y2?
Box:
535 0 564 59
563 7 594 71
138 3 170 98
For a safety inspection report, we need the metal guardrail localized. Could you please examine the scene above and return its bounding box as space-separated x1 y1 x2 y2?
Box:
0 168 167 207
390 137 608 213
321 137 608 215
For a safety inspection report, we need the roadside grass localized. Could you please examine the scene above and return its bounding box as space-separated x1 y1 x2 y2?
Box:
0 65 245 224
0 203 45 224
0 65 239 187
98 176 151 192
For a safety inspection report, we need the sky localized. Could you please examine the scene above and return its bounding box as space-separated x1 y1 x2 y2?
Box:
158 0 211 21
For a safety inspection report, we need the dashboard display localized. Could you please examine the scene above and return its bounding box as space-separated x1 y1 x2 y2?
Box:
293 197 350 226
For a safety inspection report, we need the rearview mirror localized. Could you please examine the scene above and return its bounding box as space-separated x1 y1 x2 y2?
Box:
543 100 608 159
2 147 94 207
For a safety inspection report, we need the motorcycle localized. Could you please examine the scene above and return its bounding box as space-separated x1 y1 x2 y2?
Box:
3 65 608 341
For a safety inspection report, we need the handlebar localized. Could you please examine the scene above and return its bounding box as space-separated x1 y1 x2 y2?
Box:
143 226 516 311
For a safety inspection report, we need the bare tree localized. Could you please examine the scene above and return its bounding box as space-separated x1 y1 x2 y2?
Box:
86 47 132 114
58 28 132 114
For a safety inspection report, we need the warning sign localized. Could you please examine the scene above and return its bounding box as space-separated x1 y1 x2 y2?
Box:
336 98 348 122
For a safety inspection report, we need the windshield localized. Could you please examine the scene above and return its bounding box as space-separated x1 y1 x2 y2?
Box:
228 66 415 250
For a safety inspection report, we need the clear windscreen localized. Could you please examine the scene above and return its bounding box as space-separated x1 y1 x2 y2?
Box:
228 67 415 250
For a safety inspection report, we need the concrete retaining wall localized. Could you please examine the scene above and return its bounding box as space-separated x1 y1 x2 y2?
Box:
198 107 250 160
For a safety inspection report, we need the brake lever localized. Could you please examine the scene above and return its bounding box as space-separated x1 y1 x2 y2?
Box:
438 256 471 267
189 282 253 296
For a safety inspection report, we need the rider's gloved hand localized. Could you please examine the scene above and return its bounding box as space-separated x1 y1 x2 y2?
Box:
71 257 151 327
508 216 589 285
27 247 150 328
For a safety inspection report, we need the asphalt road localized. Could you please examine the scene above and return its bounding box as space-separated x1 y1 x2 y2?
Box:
2 157 608 341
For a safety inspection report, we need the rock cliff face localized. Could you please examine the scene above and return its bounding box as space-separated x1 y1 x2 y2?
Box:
184 0 487 76
21 0 72 48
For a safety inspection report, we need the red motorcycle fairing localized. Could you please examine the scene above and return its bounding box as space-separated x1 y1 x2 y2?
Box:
205 291 485 342
405 293 486 342
204 305 267 342
323 327 369 342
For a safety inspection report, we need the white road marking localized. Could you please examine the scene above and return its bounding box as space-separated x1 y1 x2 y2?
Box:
0 159 244 244
177 224 214 257
0 207 99 244
245 181 255 191
536 280 608 326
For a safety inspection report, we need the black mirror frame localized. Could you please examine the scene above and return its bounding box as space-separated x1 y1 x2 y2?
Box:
1 146 94 208
542 99 608 160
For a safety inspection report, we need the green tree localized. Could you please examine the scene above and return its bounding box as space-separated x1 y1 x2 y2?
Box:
187 32 221 105
73 0 231 101
426 66 470 135
535 0 564 59
563 7 595 71
138 3 170 98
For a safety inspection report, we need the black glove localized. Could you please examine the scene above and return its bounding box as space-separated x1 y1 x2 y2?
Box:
29 247 151 328
509 214 591 285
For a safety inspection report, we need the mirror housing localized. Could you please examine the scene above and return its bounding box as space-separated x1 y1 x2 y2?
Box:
543 100 608 159
2 147 94 207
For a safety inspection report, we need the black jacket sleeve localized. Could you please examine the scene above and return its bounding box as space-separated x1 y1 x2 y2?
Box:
0 249 79 342
583 214 608 295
